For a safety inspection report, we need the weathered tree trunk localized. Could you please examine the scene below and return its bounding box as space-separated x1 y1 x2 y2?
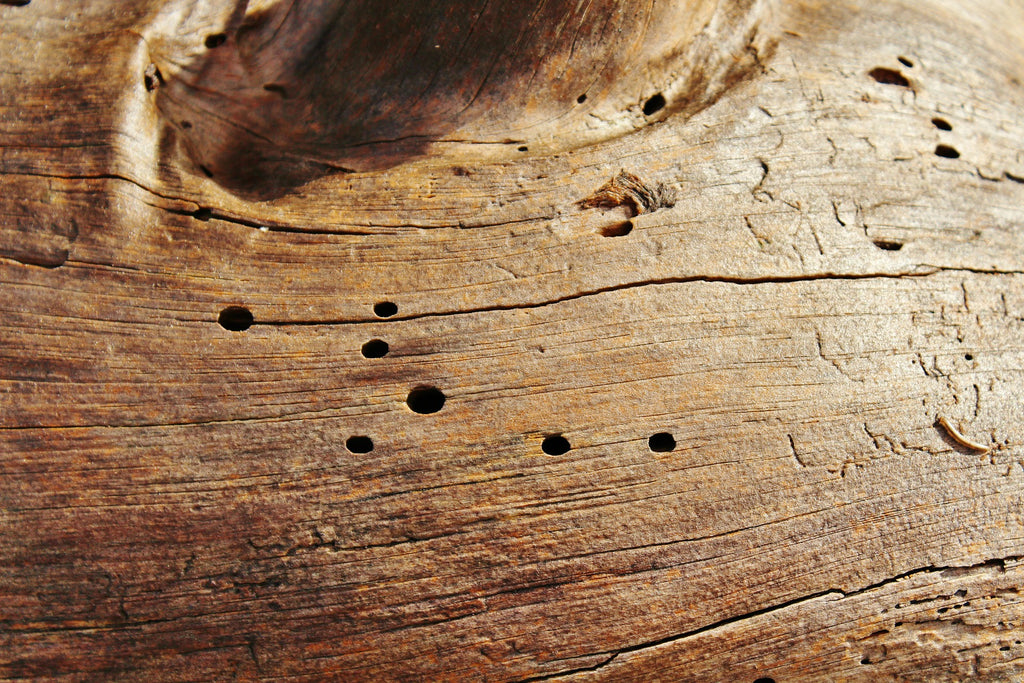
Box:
3 0 1024 679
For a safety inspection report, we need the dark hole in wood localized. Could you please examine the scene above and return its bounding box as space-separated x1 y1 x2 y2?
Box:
898 56 914 68
346 436 374 453
542 435 571 455
518 145 529 152
199 164 214 178
263 83 289 98
868 67 910 87
965 353 974 361
143 64 163 92
0 0 32 5
872 239 903 251
407 386 446 414
181 121 193 129
643 93 666 116
753 679 776 683
373 301 398 318
218 306 253 331
601 220 634 237
931 117 952 131
193 208 212 221
204 33 227 49
577 93 587 104
649 432 676 452
361 339 390 358
861 656 872 664
935 144 960 159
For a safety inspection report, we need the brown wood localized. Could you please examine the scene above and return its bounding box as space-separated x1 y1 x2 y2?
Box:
3 0 1024 680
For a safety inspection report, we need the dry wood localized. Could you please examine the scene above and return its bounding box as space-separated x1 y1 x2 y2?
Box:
2 0 1024 680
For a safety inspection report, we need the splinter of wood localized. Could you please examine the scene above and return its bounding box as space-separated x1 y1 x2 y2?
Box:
936 415 991 453
579 170 677 216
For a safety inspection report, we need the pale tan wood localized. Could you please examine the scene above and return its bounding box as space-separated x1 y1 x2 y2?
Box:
2 0 1024 680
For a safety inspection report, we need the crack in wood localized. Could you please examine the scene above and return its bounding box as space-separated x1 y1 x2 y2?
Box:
252 270 947 327
522 555 1024 681
7 168 561 233
787 433 808 467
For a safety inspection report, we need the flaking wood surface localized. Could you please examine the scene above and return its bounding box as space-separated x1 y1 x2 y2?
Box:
2 0 1024 680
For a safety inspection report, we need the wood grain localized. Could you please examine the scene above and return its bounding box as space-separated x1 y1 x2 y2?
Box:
2 0 1024 680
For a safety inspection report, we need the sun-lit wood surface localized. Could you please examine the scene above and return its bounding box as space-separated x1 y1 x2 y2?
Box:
2 0 1024 679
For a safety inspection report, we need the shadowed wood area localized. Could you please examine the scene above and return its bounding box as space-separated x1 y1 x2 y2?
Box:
2 0 1024 680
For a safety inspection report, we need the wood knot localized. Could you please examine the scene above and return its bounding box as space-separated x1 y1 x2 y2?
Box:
147 0 777 199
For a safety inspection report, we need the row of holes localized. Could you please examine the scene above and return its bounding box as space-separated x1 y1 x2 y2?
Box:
217 305 678 449
219 304 676 451
868 61 962 160
213 322 676 455
543 433 680 455
218 302 399 331
345 431 678 455
864 58 961 254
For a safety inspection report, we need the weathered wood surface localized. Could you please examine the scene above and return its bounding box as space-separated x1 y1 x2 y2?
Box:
2 0 1024 680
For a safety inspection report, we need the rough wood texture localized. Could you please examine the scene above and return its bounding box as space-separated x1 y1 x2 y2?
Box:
2 0 1024 680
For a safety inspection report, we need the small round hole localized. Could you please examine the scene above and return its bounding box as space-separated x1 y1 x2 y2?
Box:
346 436 374 453
577 93 588 104
935 144 960 159
193 207 212 221
180 121 193 130
753 679 776 683
541 435 571 456
517 145 529 152
218 306 253 331
361 339 390 358
643 93 666 116
897 56 914 68
204 33 227 49
931 117 952 131
373 301 398 318
600 220 633 237
406 386 446 414
648 432 676 452
965 353 974 361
